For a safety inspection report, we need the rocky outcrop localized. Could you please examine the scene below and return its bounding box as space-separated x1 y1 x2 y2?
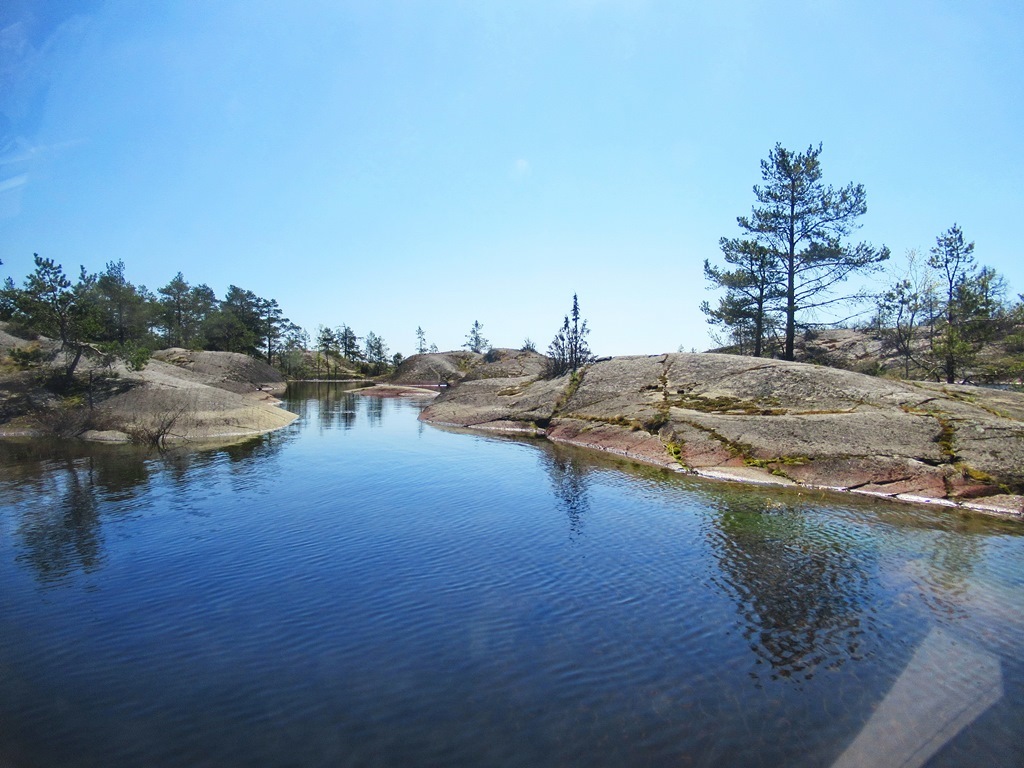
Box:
418 352 1024 517
390 348 548 387
86 354 296 442
0 334 296 443
150 348 287 394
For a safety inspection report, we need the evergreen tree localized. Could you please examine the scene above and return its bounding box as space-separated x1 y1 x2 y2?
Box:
363 331 389 375
316 325 338 378
208 285 284 358
157 272 191 347
217 286 262 354
714 143 889 360
702 238 782 357
256 297 286 365
15 255 101 380
278 323 310 378
92 260 154 347
927 224 1005 383
464 320 488 353
158 273 216 348
0 277 18 321
546 294 593 377
336 324 360 360
202 307 253 354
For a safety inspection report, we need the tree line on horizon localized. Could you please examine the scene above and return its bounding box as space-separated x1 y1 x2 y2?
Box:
702 142 1023 384
5 142 1020 389
0 251 594 385
0 258 356 382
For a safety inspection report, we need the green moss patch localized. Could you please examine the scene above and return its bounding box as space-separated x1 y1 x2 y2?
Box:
670 392 786 416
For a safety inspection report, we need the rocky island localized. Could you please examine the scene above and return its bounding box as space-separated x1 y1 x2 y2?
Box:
404 349 1024 518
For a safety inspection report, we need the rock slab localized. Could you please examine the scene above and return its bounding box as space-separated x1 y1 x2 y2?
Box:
417 352 1024 517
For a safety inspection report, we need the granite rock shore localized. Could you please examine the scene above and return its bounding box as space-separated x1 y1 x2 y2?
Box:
0 327 296 443
410 349 1024 518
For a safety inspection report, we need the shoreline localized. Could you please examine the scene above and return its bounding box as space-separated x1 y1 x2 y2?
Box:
410 350 1024 522
420 412 1023 520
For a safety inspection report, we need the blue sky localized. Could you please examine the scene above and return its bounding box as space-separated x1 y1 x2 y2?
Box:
2 0 1022 356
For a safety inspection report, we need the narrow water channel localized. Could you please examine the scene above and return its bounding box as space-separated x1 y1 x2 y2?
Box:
1 383 1021 767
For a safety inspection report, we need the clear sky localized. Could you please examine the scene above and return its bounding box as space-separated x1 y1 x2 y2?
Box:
2 0 1022 357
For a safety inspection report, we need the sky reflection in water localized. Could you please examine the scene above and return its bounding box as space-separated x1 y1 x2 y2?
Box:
0 383 1021 767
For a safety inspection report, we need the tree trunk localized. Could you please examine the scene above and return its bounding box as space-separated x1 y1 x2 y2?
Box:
784 252 796 361
64 345 84 382
784 196 797 361
753 298 764 358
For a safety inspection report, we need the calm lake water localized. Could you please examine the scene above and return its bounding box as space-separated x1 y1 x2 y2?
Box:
1 382 1022 767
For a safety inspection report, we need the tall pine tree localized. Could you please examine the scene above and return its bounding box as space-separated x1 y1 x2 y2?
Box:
709 143 889 360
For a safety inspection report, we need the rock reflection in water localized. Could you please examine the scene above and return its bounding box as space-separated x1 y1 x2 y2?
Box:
705 495 877 683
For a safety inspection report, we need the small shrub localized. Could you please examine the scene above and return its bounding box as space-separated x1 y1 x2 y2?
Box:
31 397 90 438
1004 332 1024 355
125 404 192 447
124 344 151 372
9 345 45 369
642 410 669 434
665 440 684 462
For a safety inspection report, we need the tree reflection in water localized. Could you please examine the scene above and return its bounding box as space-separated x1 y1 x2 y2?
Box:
911 527 983 624
704 496 878 683
0 435 282 586
364 395 384 427
284 382 359 430
15 456 104 582
317 384 357 430
542 446 590 539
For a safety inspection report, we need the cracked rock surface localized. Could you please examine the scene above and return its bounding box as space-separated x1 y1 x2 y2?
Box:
416 352 1024 517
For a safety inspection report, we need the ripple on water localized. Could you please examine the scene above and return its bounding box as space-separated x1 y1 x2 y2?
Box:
1 394 1022 767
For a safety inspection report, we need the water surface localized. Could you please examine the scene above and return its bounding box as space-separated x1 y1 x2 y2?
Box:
1 383 1022 767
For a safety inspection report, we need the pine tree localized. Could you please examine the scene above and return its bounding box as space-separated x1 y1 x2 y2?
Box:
926 224 1006 383
464 320 488 353
702 238 782 357
546 294 593 377
710 143 889 360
